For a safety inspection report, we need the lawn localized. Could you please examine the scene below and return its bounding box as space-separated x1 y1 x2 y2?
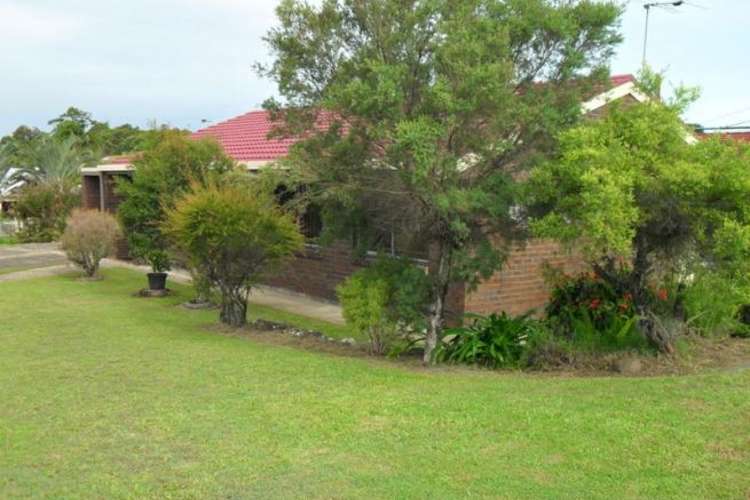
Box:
1 269 748 499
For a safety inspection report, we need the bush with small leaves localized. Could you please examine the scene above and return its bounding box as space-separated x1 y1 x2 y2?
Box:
60 209 121 278
336 257 430 355
165 182 303 327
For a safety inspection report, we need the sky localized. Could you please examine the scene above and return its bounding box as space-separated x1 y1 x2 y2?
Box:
1 0 748 136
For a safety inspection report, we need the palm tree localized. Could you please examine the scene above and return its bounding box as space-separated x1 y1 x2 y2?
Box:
4 135 88 190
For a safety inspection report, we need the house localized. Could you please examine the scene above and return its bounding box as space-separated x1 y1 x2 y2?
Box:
0 169 24 217
82 74 645 316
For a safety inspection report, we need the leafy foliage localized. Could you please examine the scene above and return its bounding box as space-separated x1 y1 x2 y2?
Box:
435 312 547 368
13 183 80 242
527 86 750 351
336 256 430 354
260 0 624 362
165 182 304 327
60 209 121 278
116 132 235 272
545 271 656 352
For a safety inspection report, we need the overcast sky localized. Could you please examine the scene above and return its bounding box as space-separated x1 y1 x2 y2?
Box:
1 0 747 136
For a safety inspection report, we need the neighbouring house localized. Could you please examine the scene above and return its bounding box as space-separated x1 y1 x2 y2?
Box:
82 74 651 317
697 130 750 142
0 169 24 217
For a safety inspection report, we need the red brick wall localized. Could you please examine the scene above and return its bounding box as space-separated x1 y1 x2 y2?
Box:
262 241 370 301
82 175 101 210
464 239 586 316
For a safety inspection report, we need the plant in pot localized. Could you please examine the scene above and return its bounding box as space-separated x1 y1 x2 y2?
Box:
146 249 171 291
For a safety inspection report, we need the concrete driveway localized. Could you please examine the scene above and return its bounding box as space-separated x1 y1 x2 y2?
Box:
0 242 67 273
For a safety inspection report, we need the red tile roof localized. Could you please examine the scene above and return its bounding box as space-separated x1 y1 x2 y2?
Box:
192 111 298 161
101 154 139 165
610 74 635 87
697 131 750 142
193 75 637 162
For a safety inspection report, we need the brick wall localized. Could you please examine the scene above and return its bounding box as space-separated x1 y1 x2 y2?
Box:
262 241 370 301
82 175 101 210
464 239 586 316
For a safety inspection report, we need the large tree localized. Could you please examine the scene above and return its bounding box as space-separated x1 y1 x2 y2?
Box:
259 0 623 362
527 88 750 351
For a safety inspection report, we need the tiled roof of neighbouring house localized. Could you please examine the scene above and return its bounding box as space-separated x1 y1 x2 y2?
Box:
192 74 636 162
191 111 307 162
696 131 750 142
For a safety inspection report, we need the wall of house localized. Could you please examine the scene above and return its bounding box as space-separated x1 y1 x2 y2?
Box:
262 241 370 301
82 175 101 210
464 239 586 316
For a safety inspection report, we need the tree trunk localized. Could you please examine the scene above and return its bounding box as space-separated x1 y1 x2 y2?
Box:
423 242 452 365
630 233 674 354
220 289 248 327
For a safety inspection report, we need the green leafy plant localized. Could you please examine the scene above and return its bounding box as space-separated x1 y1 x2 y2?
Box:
545 271 651 352
684 272 750 338
164 182 303 327
14 183 79 242
117 131 234 275
434 312 547 369
336 256 430 355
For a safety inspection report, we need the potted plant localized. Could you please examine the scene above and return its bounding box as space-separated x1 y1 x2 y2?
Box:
146 250 171 291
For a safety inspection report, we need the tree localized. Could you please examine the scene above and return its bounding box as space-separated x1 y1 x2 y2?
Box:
49 107 97 143
60 209 121 278
259 0 623 362
116 131 235 274
2 134 88 241
13 183 80 242
526 96 750 351
165 183 304 327
0 126 44 176
4 135 88 189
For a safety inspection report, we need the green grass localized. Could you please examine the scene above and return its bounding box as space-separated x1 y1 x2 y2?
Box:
1 268 749 499
0 235 18 245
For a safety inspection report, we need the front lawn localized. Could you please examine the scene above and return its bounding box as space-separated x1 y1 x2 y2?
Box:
1 269 748 498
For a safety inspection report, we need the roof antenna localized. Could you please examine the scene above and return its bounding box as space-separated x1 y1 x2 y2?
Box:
642 1 684 68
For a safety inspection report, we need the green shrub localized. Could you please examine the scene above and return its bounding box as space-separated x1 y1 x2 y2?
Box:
60 209 121 278
117 131 234 273
336 257 430 355
684 272 750 338
14 183 79 242
434 312 547 369
544 271 654 352
165 182 303 327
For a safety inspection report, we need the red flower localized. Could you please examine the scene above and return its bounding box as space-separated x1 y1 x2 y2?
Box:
589 298 601 310
657 288 668 301
623 292 633 302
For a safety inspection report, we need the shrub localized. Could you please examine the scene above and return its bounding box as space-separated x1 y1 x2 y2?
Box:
684 272 750 338
434 312 547 369
117 131 234 273
60 209 121 278
544 270 653 352
336 257 430 354
14 183 79 242
165 182 303 327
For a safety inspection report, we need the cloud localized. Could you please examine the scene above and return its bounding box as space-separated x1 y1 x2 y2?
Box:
0 2 82 44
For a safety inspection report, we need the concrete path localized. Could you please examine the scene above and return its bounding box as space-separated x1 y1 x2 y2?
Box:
0 243 344 324
0 242 67 272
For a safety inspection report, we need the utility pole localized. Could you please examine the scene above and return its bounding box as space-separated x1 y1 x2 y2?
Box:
642 1 684 68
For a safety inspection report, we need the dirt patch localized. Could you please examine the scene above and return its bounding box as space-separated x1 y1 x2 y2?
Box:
528 335 750 377
202 322 750 377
